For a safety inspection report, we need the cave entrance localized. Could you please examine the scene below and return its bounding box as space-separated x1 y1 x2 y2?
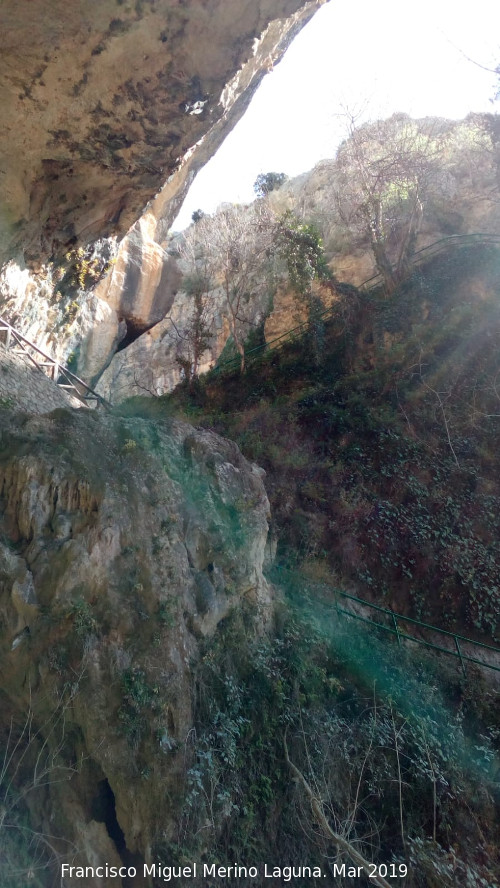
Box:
91 778 127 853
91 779 143 886
117 318 152 352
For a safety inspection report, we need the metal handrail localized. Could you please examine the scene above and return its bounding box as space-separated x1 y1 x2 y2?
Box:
271 565 500 676
357 232 500 291
334 590 500 675
0 315 111 408
338 589 500 652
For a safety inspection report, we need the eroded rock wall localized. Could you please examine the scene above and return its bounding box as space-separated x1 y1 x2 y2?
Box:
0 0 324 266
6 112 499 403
0 408 271 885
0 341 82 413
89 116 498 401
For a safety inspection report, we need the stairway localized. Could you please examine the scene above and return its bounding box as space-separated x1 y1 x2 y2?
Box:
0 315 110 408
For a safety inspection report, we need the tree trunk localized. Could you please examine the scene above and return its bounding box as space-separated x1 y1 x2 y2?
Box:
369 199 397 296
370 236 397 295
226 298 245 373
395 192 423 284
235 335 245 373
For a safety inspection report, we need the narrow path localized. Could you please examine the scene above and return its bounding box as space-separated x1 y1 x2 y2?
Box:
0 315 111 408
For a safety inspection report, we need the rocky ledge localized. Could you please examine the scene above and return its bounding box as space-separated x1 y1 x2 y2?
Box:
0 405 271 886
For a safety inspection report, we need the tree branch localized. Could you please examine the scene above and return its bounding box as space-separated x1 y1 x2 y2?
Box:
283 731 394 888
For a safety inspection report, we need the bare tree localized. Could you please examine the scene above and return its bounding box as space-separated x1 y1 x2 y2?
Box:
1 676 86 885
333 113 446 295
168 278 213 387
178 202 276 372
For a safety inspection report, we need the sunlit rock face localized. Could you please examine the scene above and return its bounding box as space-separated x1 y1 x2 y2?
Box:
96 214 181 328
94 115 500 403
0 0 323 267
95 277 340 404
0 244 121 374
0 408 271 885
95 279 268 402
5 110 498 398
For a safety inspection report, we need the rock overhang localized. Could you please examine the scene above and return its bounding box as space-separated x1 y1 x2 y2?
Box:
0 0 326 267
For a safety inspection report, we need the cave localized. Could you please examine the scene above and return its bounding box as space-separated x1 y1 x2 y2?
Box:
116 318 152 352
91 778 127 854
90 779 145 885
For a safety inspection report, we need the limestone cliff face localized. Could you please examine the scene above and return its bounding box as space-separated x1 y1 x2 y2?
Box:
94 115 500 403
0 239 121 373
0 0 324 267
94 277 340 403
0 407 271 885
4 113 499 402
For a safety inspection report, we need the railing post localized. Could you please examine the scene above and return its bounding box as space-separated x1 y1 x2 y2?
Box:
391 611 401 646
454 635 466 676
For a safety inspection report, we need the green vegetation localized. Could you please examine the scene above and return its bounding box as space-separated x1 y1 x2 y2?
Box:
119 666 161 748
67 596 98 640
157 242 500 640
157 602 499 886
253 171 288 197
56 243 114 297
191 209 206 224
115 238 500 884
44 239 117 336
275 211 332 295
3 114 500 886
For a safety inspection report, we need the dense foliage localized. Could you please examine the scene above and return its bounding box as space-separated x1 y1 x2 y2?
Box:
110 239 500 885
154 600 500 887
275 211 332 295
163 242 500 642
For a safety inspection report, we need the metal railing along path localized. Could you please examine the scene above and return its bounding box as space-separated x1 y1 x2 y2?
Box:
272 565 500 677
270 565 500 674
0 315 111 409
210 232 500 376
356 232 500 292
333 589 500 676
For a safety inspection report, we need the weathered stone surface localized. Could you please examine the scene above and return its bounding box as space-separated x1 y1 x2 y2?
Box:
0 341 82 413
0 407 271 885
95 283 233 401
94 213 181 327
95 311 187 401
264 279 338 343
0 0 324 266
95 274 343 404
0 243 122 376
92 115 500 401
5 112 499 400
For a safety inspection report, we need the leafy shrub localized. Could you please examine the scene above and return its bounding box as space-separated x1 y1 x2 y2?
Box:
67 597 97 639
118 667 160 748
168 602 499 884
253 172 287 197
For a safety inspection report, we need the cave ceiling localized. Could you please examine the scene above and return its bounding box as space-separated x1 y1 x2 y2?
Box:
0 0 324 266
